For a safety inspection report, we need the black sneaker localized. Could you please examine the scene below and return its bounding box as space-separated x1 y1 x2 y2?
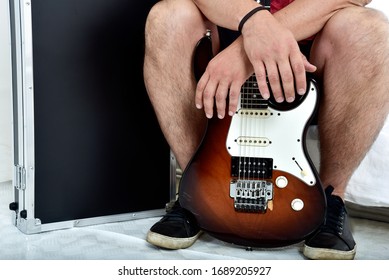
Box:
303 186 356 260
146 200 202 249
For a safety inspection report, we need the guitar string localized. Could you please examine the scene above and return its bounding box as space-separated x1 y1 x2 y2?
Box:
253 75 266 196
253 75 264 186
248 75 258 198
247 76 254 182
237 75 242 201
248 77 253 182
248 75 257 182
251 76 261 183
243 75 252 200
240 75 249 190
251 75 261 201
259 76 265 183
245 76 250 188
240 75 246 186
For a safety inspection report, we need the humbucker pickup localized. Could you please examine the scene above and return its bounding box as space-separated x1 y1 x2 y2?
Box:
231 157 273 179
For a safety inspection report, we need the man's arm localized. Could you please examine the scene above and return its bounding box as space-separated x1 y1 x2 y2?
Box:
273 0 372 41
193 0 371 119
193 0 371 40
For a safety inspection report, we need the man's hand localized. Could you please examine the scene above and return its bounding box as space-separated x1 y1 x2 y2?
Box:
195 37 253 119
195 11 316 119
241 10 316 104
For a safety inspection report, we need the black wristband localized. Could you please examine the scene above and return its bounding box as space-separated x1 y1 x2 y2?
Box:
238 6 268 33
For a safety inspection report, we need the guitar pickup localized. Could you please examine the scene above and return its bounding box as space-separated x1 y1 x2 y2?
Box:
237 108 272 117
231 157 273 179
235 136 271 147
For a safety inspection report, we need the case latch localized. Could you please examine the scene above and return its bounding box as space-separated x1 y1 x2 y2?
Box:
14 165 26 190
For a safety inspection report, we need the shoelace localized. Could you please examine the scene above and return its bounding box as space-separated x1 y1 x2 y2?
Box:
322 190 346 235
162 202 190 221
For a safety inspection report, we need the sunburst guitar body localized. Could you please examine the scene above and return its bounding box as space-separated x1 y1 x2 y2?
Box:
179 32 326 247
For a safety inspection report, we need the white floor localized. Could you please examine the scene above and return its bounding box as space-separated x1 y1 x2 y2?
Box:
1 181 389 260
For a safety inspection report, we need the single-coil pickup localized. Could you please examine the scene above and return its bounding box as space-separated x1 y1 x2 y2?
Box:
238 109 271 118
235 137 271 147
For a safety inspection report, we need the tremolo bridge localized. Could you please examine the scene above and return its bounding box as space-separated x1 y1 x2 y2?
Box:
230 157 274 213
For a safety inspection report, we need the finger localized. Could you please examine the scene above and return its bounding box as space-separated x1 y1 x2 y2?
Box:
253 61 270 100
195 72 209 109
302 54 317 73
265 62 284 103
289 50 307 96
228 81 242 116
215 82 230 119
277 60 295 103
202 78 218 119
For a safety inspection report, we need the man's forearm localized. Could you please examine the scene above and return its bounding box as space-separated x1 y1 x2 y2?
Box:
192 0 260 31
192 0 371 41
273 0 371 41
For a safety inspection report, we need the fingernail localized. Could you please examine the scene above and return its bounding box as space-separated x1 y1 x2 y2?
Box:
298 89 306 95
218 114 224 119
196 103 202 109
287 97 295 103
276 97 284 103
262 93 270 100
228 111 234 116
206 113 213 119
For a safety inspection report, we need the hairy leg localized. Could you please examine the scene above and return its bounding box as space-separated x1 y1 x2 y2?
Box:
144 0 219 168
310 7 389 198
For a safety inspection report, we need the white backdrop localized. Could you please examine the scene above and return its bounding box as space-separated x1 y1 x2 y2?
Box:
1 1 389 188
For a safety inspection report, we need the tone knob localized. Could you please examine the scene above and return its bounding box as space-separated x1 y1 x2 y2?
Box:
291 199 304 211
276 176 288 188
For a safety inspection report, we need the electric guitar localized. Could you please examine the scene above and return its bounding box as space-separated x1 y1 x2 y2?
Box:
179 31 326 248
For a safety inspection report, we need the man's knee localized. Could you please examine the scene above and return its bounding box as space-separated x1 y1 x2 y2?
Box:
145 0 205 38
322 7 389 50
312 6 389 68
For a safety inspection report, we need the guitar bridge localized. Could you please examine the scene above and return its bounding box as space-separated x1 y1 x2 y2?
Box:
230 180 273 213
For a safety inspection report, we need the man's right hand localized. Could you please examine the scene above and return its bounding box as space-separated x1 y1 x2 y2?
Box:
240 9 316 103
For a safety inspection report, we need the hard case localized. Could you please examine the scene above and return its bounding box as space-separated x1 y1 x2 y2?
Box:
8 0 176 234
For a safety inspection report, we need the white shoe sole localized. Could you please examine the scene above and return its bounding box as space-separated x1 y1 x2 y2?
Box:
146 230 202 250
303 244 356 260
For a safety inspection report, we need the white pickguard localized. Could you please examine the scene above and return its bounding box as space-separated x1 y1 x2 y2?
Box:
226 80 319 186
